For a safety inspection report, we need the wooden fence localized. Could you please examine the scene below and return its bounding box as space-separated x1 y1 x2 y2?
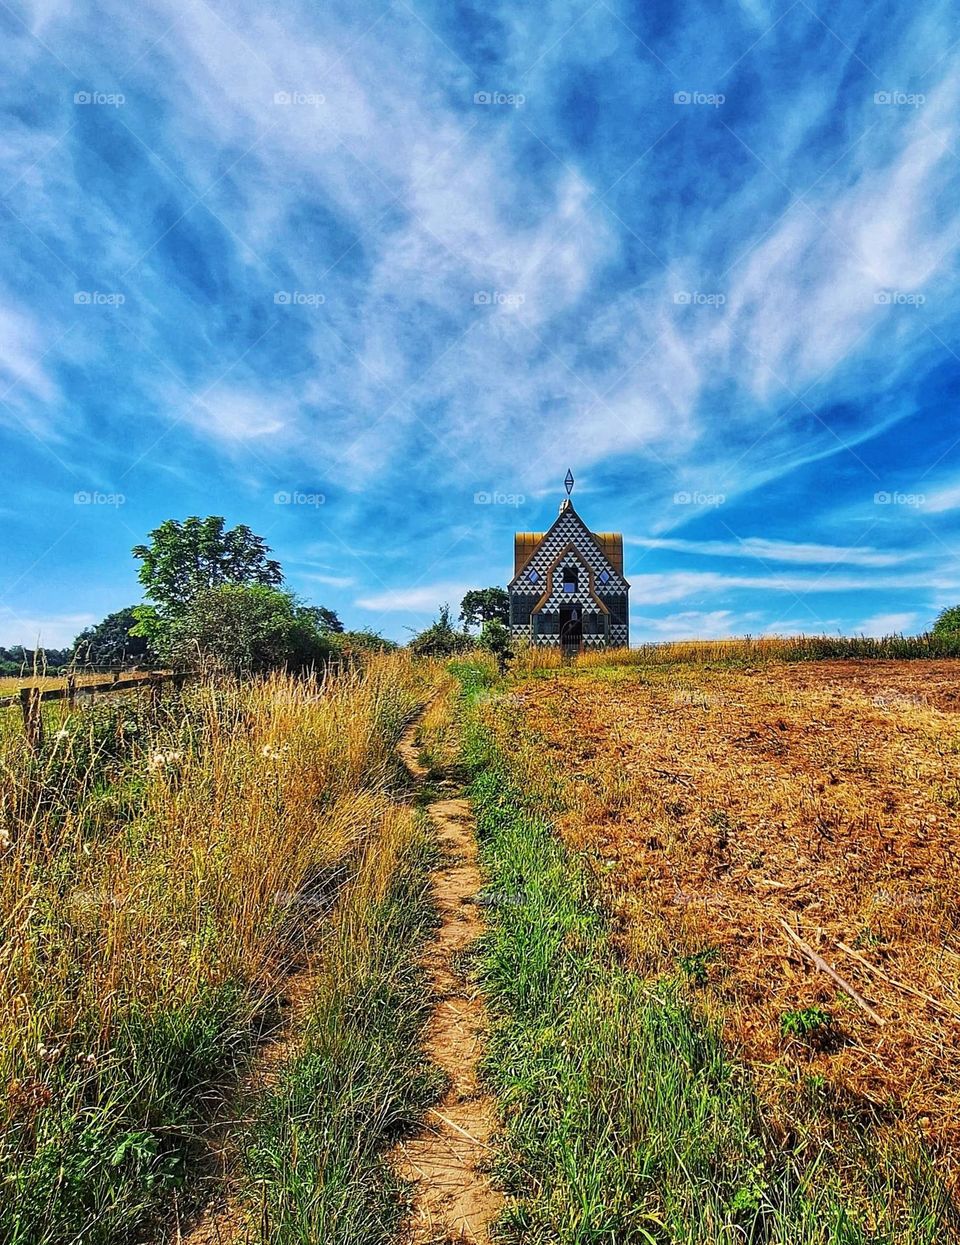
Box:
0 671 192 750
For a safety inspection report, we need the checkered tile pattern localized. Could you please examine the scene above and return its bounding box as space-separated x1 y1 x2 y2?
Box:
508 506 629 648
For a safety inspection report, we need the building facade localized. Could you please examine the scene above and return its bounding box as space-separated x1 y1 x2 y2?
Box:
508 486 629 652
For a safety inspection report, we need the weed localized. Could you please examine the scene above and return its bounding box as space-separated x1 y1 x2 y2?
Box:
780 1006 835 1043
678 947 719 986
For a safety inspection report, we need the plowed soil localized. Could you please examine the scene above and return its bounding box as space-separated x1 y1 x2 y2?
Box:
515 660 960 1156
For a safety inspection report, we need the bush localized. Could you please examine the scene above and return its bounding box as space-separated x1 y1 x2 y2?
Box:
933 606 960 638
164 585 334 675
408 605 474 659
328 630 398 661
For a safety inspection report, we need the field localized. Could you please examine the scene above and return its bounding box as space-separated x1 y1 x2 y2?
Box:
470 651 960 1238
0 672 160 695
4 645 960 1244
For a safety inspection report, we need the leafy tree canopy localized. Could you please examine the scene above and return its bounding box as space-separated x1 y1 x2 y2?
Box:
330 628 397 656
299 605 344 634
132 517 283 616
478 619 512 654
460 586 509 629
409 604 474 658
0 646 71 676
165 584 333 676
71 607 154 667
933 605 960 637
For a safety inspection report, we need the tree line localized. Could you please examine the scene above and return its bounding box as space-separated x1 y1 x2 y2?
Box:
4 517 512 678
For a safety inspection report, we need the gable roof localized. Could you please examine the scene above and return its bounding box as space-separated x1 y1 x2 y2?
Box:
512 500 625 580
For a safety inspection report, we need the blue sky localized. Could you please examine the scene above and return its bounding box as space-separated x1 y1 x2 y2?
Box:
2 0 960 646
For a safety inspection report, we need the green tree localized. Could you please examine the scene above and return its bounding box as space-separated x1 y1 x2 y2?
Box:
479 618 514 674
71 607 154 667
299 605 344 634
132 517 283 616
933 605 960 637
165 585 333 675
329 629 397 655
409 604 474 658
459 586 509 630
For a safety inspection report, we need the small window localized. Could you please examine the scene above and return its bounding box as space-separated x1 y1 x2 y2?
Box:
598 569 610 585
527 568 539 584
562 566 578 593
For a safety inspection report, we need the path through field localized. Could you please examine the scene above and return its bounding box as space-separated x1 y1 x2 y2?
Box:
393 721 501 1244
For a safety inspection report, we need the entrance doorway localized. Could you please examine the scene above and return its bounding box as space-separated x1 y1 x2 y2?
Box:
559 606 582 656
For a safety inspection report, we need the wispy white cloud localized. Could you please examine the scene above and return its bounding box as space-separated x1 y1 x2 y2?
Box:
627 535 918 567
355 583 471 612
854 610 921 636
629 568 960 605
0 607 94 649
3 0 960 641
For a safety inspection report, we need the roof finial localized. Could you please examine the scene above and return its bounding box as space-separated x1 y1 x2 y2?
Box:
564 468 574 497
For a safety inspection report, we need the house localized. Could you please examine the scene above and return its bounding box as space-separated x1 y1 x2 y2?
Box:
508 473 629 652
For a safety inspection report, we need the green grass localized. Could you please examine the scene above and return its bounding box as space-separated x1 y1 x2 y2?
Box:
241 818 442 1244
0 985 248 1245
460 678 959 1245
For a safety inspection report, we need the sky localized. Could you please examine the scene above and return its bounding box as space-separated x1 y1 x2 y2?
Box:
2 0 960 646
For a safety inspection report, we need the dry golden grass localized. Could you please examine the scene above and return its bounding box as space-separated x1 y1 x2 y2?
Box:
489 659 960 1178
0 650 434 1081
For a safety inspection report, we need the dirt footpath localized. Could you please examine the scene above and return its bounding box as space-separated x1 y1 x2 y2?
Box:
393 722 501 1244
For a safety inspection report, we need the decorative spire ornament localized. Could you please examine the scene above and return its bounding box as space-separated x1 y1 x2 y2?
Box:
564 468 574 496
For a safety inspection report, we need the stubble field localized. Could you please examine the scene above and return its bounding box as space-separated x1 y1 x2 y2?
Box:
506 659 960 1165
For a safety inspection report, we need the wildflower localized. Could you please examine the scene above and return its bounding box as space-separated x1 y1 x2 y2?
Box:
148 750 184 771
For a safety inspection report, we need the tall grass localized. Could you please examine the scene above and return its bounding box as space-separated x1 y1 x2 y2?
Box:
461 678 958 1244
511 633 960 673
0 652 433 1244
243 804 440 1243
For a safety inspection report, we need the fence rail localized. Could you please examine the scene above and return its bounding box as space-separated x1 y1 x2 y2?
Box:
1 671 193 750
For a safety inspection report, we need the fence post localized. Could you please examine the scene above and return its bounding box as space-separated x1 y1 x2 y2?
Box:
66 675 77 708
20 688 43 751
